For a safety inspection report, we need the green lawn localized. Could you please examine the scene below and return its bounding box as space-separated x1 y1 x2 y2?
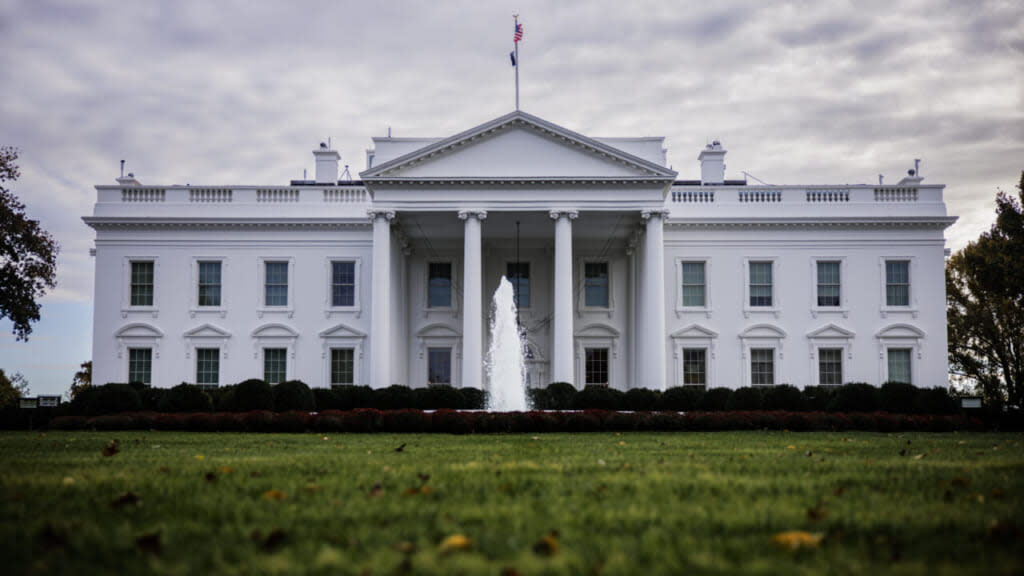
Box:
1 431 1022 575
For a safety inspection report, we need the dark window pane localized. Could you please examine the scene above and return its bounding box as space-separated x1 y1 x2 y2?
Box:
428 262 452 308
331 348 354 385
818 348 842 386
887 348 912 384
198 261 221 306
885 261 910 306
584 262 609 308
428 347 451 384
263 348 287 384
128 348 152 384
332 261 355 306
265 262 288 306
585 347 609 385
750 348 774 386
816 261 840 307
196 348 220 385
749 262 772 307
682 348 706 385
681 262 706 307
130 261 154 306
506 262 531 308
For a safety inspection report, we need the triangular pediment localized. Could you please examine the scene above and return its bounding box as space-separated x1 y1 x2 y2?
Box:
360 111 677 181
319 323 367 339
184 323 231 339
671 323 719 339
806 323 855 339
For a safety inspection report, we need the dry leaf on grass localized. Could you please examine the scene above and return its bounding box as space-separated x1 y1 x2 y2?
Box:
251 528 287 551
102 440 120 457
261 489 287 501
772 531 823 551
439 534 472 554
111 491 141 508
532 530 560 556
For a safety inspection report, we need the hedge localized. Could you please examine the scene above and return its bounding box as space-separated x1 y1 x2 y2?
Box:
47 409 983 434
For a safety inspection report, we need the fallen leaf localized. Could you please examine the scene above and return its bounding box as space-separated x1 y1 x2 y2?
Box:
194 455 204 461
251 528 287 551
951 477 970 487
219 466 233 474
500 567 522 576
439 534 471 554
205 472 217 483
111 491 141 508
618 441 626 446
394 541 416 554
532 530 560 557
261 489 287 501
772 531 824 551
991 488 1004 499
158 466 169 474
136 531 162 556
833 486 846 497
417 472 430 484
805 451 813 458
404 485 433 496
786 445 796 450
394 443 406 453
102 440 120 458
912 454 925 460
62 476 75 487
368 482 383 497
597 459 606 466
303 483 321 493
806 503 828 521
898 449 906 456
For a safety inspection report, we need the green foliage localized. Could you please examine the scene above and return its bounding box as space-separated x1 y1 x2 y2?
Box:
913 388 959 415
272 380 314 412
414 385 463 410
157 383 213 413
312 388 338 411
374 385 414 410
571 385 624 410
70 383 142 416
661 386 705 411
762 384 805 411
545 382 577 410
0 147 59 341
699 387 733 411
70 361 91 400
332 385 374 410
726 386 763 411
880 381 918 413
233 379 274 412
827 383 880 413
624 388 660 411
0 369 29 409
947 171 1024 407
458 387 486 410
803 386 836 411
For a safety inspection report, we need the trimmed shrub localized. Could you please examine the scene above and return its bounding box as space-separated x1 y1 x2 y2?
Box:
572 386 624 410
234 379 274 412
726 387 763 411
131 383 165 411
415 385 463 410
207 386 235 410
374 385 415 410
215 387 237 412
661 387 705 411
545 382 577 410
828 383 880 412
880 382 918 414
71 383 142 416
913 387 958 415
158 383 214 413
762 385 805 411
273 380 315 412
276 410 311 432
803 386 836 411
313 388 339 411
699 388 733 411
527 387 550 410
382 409 428 433
625 388 660 411
333 385 375 410
459 387 487 410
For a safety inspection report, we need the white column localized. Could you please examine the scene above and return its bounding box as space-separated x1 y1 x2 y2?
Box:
369 210 395 389
459 210 486 390
550 210 578 386
641 209 668 391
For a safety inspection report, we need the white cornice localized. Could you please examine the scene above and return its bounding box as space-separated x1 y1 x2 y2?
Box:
366 176 673 186
665 216 958 230
82 217 372 230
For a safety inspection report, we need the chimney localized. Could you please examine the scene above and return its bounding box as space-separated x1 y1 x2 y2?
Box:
698 140 726 185
313 142 340 184
896 160 924 186
116 172 141 186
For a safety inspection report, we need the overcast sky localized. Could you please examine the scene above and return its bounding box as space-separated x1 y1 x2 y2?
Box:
1 0 1022 396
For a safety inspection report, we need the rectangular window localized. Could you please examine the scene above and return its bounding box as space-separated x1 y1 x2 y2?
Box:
130 261 154 306
331 261 355 307
584 347 609 385
128 348 152 384
265 262 289 307
886 260 910 306
263 348 287 384
818 348 843 386
681 262 706 307
196 348 220 386
427 347 452 385
749 262 773 307
427 262 452 308
506 262 531 308
682 348 706 386
750 348 774 386
816 261 840 307
198 261 222 307
887 348 912 384
331 348 354 385
584 262 609 307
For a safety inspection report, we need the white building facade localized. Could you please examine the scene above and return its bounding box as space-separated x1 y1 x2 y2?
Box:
84 111 956 392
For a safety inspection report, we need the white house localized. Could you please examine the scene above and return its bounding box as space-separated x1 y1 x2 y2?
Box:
84 111 956 392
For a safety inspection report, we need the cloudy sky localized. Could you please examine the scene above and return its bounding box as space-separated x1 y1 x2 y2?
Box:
1 0 1022 396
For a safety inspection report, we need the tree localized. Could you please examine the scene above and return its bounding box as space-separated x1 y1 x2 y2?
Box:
946 170 1024 407
0 368 30 408
1 146 59 340
70 360 92 400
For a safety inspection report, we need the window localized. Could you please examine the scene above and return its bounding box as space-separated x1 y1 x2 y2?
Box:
750 348 774 386
584 262 609 308
331 348 354 385
427 347 451 385
428 262 452 308
681 262 706 307
196 348 220 386
887 348 912 384
885 261 910 306
130 261 154 306
682 348 706 386
331 261 355 307
197 261 222 307
263 348 287 384
128 348 152 384
816 261 840 307
749 262 773 307
506 262 530 308
584 348 609 385
264 262 288 307
818 348 843 386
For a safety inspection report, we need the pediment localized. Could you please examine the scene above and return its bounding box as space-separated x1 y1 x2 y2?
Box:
670 323 719 339
115 322 164 338
183 323 231 339
739 323 787 339
319 323 367 339
251 323 299 339
875 323 926 339
575 323 620 338
361 111 677 181
806 323 855 339
417 323 460 338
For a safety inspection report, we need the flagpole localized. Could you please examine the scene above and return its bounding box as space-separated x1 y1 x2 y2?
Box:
514 14 520 110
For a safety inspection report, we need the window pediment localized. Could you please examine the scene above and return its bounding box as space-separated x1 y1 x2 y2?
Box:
739 323 787 339
875 323 925 339
319 323 367 339
671 323 719 339
416 323 460 339
251 323 299 339
184 323 231 339
575 323 620 338
115 322 164 338
806 323 855 340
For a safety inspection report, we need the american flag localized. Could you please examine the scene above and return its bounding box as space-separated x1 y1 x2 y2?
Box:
514 22 523 43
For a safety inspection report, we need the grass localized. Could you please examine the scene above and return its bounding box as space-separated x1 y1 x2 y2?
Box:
1 431 1022 575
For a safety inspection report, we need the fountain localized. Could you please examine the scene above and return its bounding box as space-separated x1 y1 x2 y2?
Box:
485 276 529 411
